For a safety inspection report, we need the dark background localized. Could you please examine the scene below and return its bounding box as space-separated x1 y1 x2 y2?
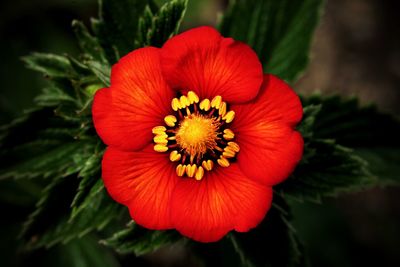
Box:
0 0 399 266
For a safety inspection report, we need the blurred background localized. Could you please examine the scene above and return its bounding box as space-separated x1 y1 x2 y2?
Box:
1 0 399 266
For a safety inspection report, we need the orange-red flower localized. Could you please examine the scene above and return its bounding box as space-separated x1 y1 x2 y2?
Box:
92 26 303 242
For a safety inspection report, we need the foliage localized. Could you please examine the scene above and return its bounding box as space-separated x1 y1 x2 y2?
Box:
101 222 182 256
1 0 399 266
219 0 325 83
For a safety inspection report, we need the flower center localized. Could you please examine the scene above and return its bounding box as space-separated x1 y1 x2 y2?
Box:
152 91 240 181
176 114 220 158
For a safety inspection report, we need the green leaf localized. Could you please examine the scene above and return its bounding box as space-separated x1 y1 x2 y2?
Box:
84 60 111 86
301 94 400 185
219 0 324 83
277 139 375 203
356 148 400 186
0 107 97 180
34 86 76 107
0 108 74 145
70 146 104 212
135 0 188 48
95 0 156 63
301 94 400 148
191 196 307 267
22 53 74 78
101 222 182 256
296 104 321 138
70 178 103 220
0 141 93 180
230 198 306 267
52 236 120 267
21 176 122 250
72 20 108 63
276 95 399 202
21 176 77 247
22 53 96 108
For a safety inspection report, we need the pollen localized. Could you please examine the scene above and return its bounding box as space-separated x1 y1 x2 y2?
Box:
176 114 220 157
152 91 240 180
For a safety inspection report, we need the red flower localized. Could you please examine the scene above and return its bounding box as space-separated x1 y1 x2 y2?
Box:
92 26 303 242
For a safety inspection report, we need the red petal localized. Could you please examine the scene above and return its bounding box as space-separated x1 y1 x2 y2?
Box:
92 47 175 151
160 26 263 104
102 146 179 229
231 74 304 186
170 164 272 242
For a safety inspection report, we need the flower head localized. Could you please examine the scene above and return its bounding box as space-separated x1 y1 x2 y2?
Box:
92 26 303 242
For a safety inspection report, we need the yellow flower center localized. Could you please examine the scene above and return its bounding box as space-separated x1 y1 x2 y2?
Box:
176 114 220 158
152 91 240 181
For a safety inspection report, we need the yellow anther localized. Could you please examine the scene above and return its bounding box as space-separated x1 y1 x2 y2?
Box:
223 110 235 123
223 129 235 140
187 91 199 104
217 157 230 167
176 164 186 176
180 95 190 108
152 126 166 135
195 166 204 181
199 98 211 111
154 144 168 152
219 102 227 117
171 98 181 111
228 141 240 152
164 115 177 127
211 96 222 108
222 149 235 158
202 160 214 171
153 134 168 144
224 146 236 153
169 150 181 162
186 164 197 177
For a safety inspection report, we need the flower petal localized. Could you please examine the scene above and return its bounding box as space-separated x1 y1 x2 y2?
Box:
92 47 175 151
102 146 179 229
231 74 304 186
160 26 263 104
170 164 272 242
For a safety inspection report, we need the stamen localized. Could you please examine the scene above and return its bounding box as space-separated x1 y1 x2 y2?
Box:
154 144 168 152
180 95 190 108
222 148 235 158
222 111 235 123
164 115 177 127
211 96 222 108
219 102 227 117
199 98 211 111
228 141 240 152
153 134 168 144
169 150 181 162
202 160 213 171
187 91 199 104
171 98 181 111
223 129 235 140
217 157 230 167
168 144 179 149
214 146 224 152
195 166 204 180
176 164 186 176
186 164 197 177
152 126 166 135
153 92 240 180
